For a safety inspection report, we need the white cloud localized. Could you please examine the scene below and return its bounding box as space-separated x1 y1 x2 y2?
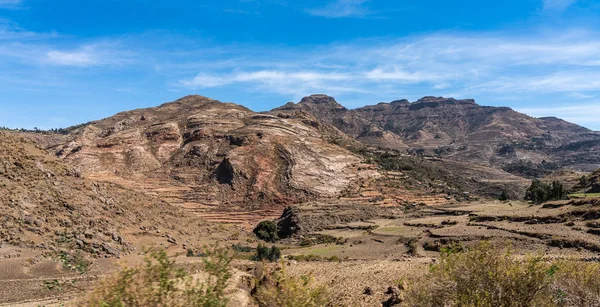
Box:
517 103 600 126
307 0 371 18
46 50 98 66
542 0 578 12
181 70 358 97
178 29 600 103
43 43 133 67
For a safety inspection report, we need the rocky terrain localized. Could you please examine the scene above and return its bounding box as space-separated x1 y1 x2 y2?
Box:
274 95 600 172
0 131 213 258
0 130 242 305
51 95 374 216
2 93 600 306
40 95 538 219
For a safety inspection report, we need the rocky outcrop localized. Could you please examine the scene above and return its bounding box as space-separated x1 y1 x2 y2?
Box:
54 95 374 209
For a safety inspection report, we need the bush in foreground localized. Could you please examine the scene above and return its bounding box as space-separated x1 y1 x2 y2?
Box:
404 242 600 307
253 265 331 307
83 246 231 307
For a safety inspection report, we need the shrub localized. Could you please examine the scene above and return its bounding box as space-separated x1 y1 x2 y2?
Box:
525 180 567 204
231 243 254 253
405 242 556 306
252 243 281 262
253 265 331 307
57 250 90 274
551 261 600 306
287 254 341 262
253 220 279 242
499 190 510 201
83 246 231 307
187 248 196 257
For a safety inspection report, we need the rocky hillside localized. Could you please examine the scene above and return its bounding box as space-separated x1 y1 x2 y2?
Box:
52 95 374 210
589 169 600 193
274 95 600 172
0 131 209 258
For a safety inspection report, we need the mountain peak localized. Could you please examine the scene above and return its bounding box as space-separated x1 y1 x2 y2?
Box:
297 94 347 111
300 94 339 104
415 96 477 105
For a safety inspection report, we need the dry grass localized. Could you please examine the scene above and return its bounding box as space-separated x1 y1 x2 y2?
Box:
253 264 332 307
404 242 600 307
83 247 232 307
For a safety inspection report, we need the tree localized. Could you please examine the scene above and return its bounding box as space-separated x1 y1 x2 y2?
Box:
580 175 590 197
252 243 281 262
525 180 566 204
253 220 279 242
498 190 510 201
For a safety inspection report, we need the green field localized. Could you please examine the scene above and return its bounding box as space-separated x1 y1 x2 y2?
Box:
569 193 600 198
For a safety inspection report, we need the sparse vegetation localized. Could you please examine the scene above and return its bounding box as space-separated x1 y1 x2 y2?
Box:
299 234 346 247
404 242 600 307
286 254 341 262
84 246 232 307
231 243 254 253
56 251 90 274
253 265 332 307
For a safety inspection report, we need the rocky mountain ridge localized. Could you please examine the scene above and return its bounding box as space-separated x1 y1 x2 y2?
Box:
274 95 600 172
51 95 376 212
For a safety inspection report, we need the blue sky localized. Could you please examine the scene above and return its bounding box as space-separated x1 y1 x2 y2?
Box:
1 0 600 130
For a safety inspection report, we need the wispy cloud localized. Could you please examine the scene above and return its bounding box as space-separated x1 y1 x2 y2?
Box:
46 49 99 67
517 102 600 126
181 70 360 96
177 29 600 103
307 0 372 18
0 0 23 9
2 17 600 129
542 0 578 12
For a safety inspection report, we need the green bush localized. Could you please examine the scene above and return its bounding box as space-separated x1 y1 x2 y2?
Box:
287 254 341 262
252 243 281 262
253 220 279 242
231 243 254 253
84 246 232 307
498 190 510 201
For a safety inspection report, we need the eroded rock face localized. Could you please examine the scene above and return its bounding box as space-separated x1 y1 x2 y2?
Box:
273 95 600 171
55 95 374 208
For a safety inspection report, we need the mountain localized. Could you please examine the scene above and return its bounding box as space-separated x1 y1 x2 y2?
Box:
52 95 374 213
272 95 408 150
273 95 600 173
0 131 209 258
